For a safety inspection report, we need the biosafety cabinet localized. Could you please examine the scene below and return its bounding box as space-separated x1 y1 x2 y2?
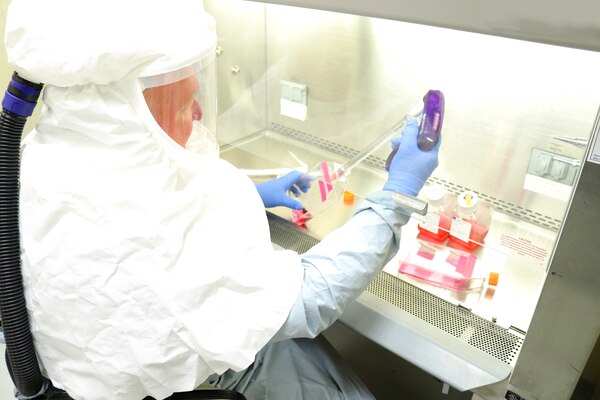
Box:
205 1 600 399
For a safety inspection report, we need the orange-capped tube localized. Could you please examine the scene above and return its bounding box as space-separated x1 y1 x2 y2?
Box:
343 191 355 204
488 271 499 286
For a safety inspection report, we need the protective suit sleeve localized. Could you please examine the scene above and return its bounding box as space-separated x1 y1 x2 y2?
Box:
272 190 410 341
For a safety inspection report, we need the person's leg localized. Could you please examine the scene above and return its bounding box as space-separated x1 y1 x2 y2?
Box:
209 336 375 400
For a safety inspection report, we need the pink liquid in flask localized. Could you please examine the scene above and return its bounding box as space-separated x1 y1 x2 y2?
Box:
417 184 455 243
448 191 491 252
448 219 490 251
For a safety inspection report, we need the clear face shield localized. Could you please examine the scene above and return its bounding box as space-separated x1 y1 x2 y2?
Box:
140 49 218 157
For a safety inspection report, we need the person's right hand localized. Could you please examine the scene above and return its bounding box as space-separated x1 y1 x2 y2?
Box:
383 118 440 196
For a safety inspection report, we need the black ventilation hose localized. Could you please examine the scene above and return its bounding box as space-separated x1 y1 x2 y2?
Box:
0 72 44 397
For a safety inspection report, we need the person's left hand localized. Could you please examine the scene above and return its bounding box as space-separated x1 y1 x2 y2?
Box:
255 170 311 210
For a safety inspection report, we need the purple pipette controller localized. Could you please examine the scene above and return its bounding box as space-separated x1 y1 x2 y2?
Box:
385 90 445 171
417 90 444 151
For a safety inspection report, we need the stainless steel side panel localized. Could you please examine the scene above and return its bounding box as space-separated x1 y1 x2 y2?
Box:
506 132 600 399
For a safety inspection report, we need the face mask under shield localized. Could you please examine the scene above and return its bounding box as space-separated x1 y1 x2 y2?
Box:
140 51 218 157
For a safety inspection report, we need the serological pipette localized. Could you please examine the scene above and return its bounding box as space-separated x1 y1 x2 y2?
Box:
293 90 445 219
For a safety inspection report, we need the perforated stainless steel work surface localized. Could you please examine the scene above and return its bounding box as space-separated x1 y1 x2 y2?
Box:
267 212 524 366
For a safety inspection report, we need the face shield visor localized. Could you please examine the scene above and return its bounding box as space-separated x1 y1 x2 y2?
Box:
140 49 218 157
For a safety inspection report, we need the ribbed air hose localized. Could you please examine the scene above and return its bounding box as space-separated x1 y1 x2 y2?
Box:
0 72 45 397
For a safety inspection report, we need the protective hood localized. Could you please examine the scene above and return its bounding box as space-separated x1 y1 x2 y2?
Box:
14 2 304 399
5 0 216 86
20 78 304 400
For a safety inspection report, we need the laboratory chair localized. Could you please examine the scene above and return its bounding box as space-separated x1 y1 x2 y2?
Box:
0 73 247 400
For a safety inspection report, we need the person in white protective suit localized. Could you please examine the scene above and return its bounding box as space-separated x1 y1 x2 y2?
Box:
5 1 440 400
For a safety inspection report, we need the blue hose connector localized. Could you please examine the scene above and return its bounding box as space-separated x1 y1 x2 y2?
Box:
1 73 43 117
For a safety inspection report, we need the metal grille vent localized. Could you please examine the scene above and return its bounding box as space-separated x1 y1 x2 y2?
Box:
267 212 524 366
367 272 523 365
271 123 561 231
268 212 321 253
271 123 385 170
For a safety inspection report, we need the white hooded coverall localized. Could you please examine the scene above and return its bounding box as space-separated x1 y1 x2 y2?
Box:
6 1 413 399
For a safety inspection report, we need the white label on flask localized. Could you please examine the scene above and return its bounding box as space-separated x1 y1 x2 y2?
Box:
450 218 471 242
421 213 440 234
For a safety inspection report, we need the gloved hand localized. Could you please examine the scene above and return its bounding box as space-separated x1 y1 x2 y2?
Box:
383 118 440 196
256 170 311 210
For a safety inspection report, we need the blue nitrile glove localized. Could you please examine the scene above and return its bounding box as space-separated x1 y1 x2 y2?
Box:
256 170 311 210
383 118 440 196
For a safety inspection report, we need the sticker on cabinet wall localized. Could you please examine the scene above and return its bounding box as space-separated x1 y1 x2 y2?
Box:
498 234 549 267
280 80 308 121
588 129 600 164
